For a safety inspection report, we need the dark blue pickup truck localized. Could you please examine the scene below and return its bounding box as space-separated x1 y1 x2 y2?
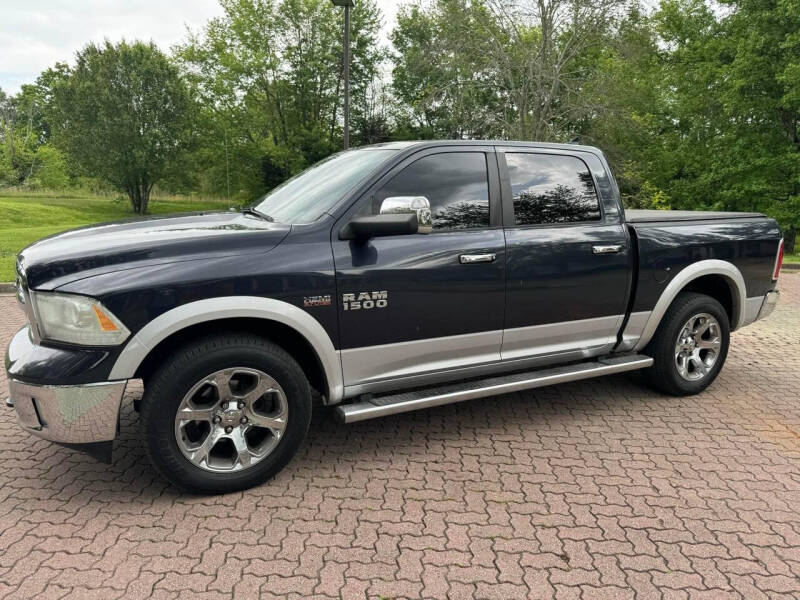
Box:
5 141 784 493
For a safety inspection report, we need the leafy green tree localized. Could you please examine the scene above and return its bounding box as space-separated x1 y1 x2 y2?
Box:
48 41 193 213
176 0 384 199
574 5 669 208
391 0 633 141
0 85 45 186
392 0 500 139
638 0 800 250
0 88 18 185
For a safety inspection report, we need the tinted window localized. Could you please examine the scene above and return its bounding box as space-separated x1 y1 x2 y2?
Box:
373 152 490 230
506 153 601 225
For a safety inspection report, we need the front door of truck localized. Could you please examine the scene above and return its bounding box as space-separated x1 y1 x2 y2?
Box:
333 147 506 394
498 148 631 362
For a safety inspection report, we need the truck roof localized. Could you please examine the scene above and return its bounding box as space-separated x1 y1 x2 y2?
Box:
363 140 604 154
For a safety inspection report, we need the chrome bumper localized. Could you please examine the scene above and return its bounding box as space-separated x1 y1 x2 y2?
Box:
7 379 127 444
757 290 779 321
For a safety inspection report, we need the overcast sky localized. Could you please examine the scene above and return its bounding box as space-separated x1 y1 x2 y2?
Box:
0 0 401 95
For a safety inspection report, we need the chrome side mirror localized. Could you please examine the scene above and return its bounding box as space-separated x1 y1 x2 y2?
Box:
380 196 432 234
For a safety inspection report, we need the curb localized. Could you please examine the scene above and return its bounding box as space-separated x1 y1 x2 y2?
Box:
783 263 800 271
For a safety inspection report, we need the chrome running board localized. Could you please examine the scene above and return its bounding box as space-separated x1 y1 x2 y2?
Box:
337 354 653 424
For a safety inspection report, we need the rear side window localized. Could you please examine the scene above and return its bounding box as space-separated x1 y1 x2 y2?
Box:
373 152 490 230
506 153 601 225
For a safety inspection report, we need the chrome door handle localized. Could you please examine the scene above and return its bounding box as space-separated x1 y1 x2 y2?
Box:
459 253 496 264
592 244 623 255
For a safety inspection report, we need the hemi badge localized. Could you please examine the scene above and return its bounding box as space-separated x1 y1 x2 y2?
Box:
304 295 331 308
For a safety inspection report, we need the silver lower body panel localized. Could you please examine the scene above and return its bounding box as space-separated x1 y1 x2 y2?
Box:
341 314 625 397
7 379 127 443
343 344 612 398
338 354 653 424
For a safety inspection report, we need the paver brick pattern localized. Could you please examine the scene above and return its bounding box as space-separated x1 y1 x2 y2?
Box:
1 276 799 599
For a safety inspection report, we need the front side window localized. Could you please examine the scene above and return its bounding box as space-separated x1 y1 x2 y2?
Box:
372 152 490 230
506 153 601 225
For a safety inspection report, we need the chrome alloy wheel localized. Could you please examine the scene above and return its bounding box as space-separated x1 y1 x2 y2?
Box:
174 368 288 473
674 313 722 382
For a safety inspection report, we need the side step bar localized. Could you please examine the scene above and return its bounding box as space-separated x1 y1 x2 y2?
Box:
337 354 653 424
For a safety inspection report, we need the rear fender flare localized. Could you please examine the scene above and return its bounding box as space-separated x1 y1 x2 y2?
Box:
633 260 746 352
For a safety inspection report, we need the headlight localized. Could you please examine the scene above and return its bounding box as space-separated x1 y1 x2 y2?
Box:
31 292 131 346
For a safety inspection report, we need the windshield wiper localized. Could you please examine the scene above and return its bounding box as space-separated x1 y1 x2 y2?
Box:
242 207 274 222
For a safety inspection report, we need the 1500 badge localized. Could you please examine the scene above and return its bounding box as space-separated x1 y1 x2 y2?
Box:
342 291 388 310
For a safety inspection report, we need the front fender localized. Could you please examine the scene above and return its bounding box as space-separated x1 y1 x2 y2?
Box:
108 296 343 403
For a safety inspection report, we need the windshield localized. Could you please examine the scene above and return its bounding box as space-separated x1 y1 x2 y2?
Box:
251 149 399 224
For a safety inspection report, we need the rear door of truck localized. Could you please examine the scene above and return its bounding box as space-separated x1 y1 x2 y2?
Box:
496 146 632 361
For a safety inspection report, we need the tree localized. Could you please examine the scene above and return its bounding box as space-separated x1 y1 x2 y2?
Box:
574 5 669 209
482 0 634 140
630 0 800 250
48 41 193 213
175 0 384 199
718 0 800 251
391 0 634 141
0 84 48 186
392 0 501 139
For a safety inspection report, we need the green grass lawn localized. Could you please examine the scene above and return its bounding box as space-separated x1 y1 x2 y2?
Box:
784 252 800 264
0 192 234 282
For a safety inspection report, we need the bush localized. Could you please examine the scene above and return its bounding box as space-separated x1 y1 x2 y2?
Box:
31 145 70 189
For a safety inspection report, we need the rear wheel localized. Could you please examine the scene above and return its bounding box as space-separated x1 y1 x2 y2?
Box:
140 334 312 494
643 292 730 396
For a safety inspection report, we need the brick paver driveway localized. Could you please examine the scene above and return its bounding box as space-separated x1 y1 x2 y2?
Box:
1 275 799 600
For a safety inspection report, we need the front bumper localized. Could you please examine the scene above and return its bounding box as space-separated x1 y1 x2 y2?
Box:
5 326 127 463
5 325 121 385
7 378 127 444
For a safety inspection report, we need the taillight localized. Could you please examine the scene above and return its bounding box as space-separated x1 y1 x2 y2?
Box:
773 238 784 281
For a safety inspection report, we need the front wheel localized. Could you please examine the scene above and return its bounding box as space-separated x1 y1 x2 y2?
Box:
643 292 730 396
140 334 312 494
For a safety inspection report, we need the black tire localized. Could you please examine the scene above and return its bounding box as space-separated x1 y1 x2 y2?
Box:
643 292 730 396
140 334 312 494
